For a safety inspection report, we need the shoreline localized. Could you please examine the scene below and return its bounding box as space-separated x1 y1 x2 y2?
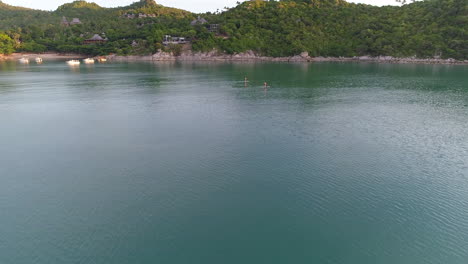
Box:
1 52 87 61
106 50 468 65
1 51 467 65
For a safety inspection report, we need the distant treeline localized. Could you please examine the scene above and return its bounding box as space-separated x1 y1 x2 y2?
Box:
0 0 466 59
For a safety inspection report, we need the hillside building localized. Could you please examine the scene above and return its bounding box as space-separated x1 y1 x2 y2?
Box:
83 34 108 45
70 18 82 25
191 16 208 26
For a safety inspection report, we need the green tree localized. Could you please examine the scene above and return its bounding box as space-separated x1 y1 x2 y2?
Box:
0 32 15 54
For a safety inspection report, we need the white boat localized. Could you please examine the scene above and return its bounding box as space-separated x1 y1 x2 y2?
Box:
19 58 30 64
83 58 95 64
66 60 80 66
97 57 107 62
35 57 43 63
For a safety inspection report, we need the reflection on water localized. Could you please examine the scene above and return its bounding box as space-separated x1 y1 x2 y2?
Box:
0 61 467 264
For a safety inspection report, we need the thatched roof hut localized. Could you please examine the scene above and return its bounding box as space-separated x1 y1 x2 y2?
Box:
70 18 82 25
83 34 107 44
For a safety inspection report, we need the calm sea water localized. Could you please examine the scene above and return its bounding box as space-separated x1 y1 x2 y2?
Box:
0 61 467 264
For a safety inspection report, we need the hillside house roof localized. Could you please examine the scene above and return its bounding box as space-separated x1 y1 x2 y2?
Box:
191 16 208 26
83 34 108 44
88 34 104 41
70 18 82 25
61 16 70 25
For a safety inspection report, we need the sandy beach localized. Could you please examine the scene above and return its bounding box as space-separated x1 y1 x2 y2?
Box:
2 53 87 61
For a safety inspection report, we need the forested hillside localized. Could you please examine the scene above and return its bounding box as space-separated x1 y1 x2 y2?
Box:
0 0 466 59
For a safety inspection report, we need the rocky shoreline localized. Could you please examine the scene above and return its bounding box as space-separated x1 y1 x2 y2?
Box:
107 50 468 65
1 51 466 65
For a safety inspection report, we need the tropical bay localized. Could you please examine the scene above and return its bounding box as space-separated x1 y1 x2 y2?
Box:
1 61 468 263
1 0 467 263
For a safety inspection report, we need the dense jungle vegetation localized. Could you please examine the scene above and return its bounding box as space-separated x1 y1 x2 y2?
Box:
0 0 466 59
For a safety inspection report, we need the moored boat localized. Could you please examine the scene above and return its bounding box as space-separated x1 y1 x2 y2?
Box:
35 57 43 63
66 60 80 66
19 58 30 64
83 58 95 64
97 57 107 62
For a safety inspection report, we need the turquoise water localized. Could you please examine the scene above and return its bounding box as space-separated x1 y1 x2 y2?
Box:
0 61 467 264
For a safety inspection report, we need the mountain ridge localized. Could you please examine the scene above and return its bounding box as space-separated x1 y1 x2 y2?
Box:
0 0 34 10
0 0 175 13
